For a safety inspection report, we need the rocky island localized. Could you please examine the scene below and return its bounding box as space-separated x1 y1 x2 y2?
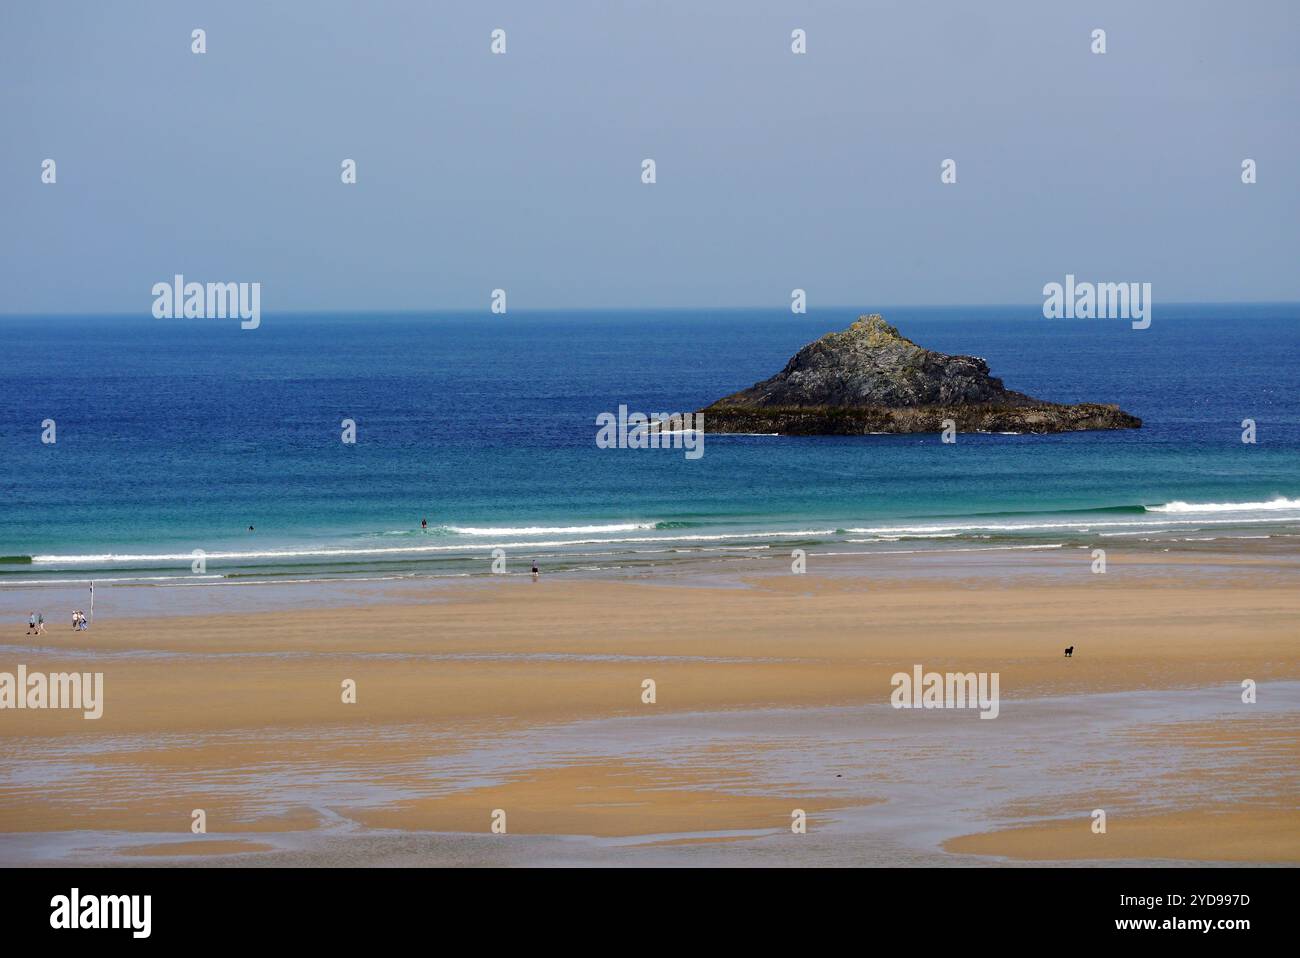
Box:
665 315 1141 435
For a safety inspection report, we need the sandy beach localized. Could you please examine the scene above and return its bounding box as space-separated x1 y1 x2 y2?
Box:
1 549 1296 866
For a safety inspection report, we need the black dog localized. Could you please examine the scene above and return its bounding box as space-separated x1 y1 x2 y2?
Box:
1064 646 1074 658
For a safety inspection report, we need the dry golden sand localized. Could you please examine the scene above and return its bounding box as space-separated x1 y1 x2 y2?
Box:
342 760 865 837
944 809 1300 862
118 840 275 857
1 565 1297 860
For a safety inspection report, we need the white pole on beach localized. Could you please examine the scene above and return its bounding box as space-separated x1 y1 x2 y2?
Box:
89 581 94 624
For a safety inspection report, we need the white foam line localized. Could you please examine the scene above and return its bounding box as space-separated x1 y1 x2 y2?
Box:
1100 529 1176 537
1147 497 1300 514
29 530 839 565
850 516 1300 535
812 544 1065 556
0 575 225 586
447 522 657 535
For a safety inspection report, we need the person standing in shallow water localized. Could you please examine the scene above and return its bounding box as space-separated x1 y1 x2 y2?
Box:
531 561 539 580
421 518 427 531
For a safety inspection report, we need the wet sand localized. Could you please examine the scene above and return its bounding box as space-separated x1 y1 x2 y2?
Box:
0 551 1296 865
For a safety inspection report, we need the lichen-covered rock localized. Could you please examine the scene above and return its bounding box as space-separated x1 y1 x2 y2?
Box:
667 315 1141 435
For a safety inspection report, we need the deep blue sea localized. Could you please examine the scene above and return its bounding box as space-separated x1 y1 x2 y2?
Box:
2 304 1297 584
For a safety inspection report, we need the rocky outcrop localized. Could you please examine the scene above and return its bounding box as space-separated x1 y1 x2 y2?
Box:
666 315 1141 435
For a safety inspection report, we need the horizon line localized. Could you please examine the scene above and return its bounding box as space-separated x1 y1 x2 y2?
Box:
2 300 1298 320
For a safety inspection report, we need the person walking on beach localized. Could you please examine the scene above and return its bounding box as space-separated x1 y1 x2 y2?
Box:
27 612 35 634
72 609 79 631
80 611 88 631
531 560 539 580
35 612 45 635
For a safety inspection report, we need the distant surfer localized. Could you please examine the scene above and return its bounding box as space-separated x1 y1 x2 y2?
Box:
248 525 254 532
421 518 428 531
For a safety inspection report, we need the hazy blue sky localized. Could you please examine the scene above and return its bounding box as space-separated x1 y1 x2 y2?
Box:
2 0 1297 313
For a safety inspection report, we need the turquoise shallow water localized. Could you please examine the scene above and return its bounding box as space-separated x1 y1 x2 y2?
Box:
1 304 1297 583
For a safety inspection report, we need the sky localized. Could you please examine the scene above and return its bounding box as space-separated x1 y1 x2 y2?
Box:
1 0 1297 313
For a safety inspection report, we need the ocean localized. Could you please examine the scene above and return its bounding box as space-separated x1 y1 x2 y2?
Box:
2 304 1298 587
